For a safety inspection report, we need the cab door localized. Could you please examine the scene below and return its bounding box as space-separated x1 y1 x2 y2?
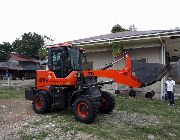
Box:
48 47 65 78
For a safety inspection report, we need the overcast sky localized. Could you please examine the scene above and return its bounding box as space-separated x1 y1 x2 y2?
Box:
0 0 180 44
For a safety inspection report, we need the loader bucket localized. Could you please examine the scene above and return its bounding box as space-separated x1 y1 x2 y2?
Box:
132 60 170 87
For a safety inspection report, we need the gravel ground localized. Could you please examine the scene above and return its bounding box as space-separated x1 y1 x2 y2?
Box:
0 99 99 140
0 99 41 140
0 98 161 140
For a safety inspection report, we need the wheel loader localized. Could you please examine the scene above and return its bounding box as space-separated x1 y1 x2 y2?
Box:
25 43 169 123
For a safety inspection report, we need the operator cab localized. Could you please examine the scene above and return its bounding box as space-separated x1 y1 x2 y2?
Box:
47 43 82 78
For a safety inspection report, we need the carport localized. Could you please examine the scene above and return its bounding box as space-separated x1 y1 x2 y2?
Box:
162 36 180 96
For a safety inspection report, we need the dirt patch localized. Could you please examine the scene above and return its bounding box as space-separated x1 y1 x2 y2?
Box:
22 121 99 140
0 99 99 140
0 99 42 140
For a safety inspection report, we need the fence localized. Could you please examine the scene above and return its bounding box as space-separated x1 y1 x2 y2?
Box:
0 79 35 87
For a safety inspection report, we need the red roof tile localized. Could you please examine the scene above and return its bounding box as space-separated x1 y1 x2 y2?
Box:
8 53 39 63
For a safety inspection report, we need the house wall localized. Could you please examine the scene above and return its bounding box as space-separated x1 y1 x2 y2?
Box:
19 61 39 70
86 50 116 90
84 42 162 99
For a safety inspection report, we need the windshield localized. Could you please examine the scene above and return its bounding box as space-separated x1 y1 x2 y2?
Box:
68 48 82 70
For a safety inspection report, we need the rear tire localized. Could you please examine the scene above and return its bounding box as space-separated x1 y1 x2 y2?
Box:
99 91 115 114
32 91 51 114
73 95 99 124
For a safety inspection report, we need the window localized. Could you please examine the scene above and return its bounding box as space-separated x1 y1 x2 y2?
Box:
68 48 82 70
52 50 62 67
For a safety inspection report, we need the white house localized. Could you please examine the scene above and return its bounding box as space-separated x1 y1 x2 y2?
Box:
72 30 180 99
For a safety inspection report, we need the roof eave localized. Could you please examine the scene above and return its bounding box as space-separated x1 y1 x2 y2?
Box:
73 30 180 47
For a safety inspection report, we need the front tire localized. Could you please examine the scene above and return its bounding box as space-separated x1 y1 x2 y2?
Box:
73 95 99 124
32 91 51 114
99 91 115 114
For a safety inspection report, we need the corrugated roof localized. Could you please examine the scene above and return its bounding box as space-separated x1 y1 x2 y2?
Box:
0 62 22 70
8 53 39 63
72 30 180 44
0 62 8 69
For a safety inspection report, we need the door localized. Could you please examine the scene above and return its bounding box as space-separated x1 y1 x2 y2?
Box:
48 48 65 78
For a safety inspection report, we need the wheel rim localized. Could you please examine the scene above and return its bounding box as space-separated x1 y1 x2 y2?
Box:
77 102 89 118
35 96 43 110
101 96 108 109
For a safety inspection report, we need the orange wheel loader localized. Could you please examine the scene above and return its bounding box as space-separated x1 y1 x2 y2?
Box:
25 43 169 123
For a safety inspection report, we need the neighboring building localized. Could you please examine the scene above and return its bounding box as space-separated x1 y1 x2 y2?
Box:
72 30 180 99
6 53 40 70
0 53 40 79
0 61 21 79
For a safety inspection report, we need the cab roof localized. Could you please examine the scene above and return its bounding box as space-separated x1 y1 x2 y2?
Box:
46 42 72 49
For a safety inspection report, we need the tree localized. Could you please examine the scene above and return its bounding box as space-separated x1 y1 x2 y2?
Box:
38 46 48 60
12 32 45 58
111 24 128 33
0 42 13 61
129 24 137 31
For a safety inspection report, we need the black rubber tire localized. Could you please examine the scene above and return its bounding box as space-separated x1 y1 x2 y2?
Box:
32 91 51 114
129 90 136 97
73 95 99 124
99 91 115 114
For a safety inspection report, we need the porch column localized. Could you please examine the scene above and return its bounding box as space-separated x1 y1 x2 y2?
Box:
160 44 166 100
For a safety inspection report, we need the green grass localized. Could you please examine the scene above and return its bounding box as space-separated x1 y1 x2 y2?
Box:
20 131 48 140
0 87 25 99
1 88 179 139
20 96 180 140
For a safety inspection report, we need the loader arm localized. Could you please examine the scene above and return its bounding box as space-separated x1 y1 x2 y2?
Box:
83 54 142 88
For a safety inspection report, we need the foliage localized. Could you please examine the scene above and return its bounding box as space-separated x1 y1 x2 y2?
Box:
38 46 48 60
111 24 128 33
0 32 52 60
111 42 124 58
0 42 13 61
12 32 45 58
174 27 180 30
129 24 137 31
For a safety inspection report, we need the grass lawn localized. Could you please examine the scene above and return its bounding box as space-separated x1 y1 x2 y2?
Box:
0 87 25 99
20 95 180 140
1 88 179 139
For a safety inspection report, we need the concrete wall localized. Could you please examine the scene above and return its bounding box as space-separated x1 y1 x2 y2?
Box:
86 50 116 91
84 42 162 99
